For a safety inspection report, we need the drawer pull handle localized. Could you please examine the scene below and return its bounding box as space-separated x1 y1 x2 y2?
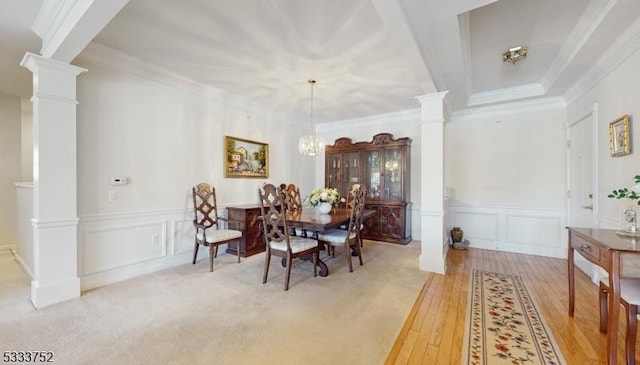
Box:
579 244 590 251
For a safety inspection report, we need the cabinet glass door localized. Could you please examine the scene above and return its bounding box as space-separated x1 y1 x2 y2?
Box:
326 153 342 191
344 151 360 194
383 148 402 200
363 150 381 199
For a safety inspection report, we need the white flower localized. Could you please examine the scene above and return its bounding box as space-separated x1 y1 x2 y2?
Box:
305 187 341 207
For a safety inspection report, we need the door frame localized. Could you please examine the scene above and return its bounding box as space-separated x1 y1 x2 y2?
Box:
566 102 600 281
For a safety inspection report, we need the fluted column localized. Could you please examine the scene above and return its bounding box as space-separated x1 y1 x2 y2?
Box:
20 52 86 308
416 91 448 274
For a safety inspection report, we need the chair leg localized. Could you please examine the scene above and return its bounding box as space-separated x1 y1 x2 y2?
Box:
356 241 363 266
346 242 354 273
192 241 199 265
599 282 609 333
213 245 219 258
236 241 241 263
263 249 271 284
209 246 215 272
626 304 637 365
284 252 293 291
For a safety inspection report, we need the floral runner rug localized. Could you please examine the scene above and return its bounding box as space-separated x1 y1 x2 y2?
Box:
461 269 566 365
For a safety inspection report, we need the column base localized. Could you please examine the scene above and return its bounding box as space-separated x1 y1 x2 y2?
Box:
31 277 80 309
419 252 447 274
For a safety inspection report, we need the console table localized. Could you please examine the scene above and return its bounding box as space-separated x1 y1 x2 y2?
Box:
567 227 640 365
226 204 265 257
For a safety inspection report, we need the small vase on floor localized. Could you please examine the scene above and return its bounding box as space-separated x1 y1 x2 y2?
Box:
317 202 332 214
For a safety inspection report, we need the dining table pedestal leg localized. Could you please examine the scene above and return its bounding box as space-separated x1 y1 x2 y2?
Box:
281 256 328 277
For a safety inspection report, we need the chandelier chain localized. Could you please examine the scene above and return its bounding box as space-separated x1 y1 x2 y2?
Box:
309 79 315 134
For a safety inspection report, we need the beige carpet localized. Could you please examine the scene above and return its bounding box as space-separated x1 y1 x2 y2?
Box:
0 241 425 365
462 270 566 365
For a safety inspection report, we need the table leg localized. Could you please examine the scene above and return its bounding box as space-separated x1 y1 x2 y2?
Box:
607 251 621 365
568 244 575 317
281 256 329 277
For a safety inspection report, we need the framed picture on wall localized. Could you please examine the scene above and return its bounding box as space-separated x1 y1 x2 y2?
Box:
224 136 269 178
609 115 631 157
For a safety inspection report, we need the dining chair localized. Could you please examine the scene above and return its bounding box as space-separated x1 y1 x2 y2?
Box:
192 183 242 272
598 277 640 365
278 183 305 237
259 183 319 290
341 184 366 248
318 187 366 272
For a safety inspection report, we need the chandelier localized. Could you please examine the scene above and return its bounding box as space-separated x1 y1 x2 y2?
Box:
502 46 528 65
298 80 324 156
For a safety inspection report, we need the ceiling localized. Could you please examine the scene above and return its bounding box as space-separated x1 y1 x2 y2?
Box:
3 0 639 123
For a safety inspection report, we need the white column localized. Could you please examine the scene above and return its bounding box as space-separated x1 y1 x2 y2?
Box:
20 52 86 308
416 91 449 274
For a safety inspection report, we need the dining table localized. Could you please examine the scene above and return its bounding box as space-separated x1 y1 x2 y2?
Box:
567 227 640 365
283 206 375 277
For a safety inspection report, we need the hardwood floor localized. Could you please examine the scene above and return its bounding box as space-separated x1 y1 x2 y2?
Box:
385 247 639 365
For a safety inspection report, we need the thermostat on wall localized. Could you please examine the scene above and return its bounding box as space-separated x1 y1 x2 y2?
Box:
110 176 127 186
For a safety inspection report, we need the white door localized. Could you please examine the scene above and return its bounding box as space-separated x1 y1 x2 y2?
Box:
568 111 595 228
568 106 598 281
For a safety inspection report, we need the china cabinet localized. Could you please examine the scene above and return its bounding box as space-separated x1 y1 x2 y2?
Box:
325 133 411 244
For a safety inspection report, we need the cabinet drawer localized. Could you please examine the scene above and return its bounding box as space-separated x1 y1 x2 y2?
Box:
571 234 602 264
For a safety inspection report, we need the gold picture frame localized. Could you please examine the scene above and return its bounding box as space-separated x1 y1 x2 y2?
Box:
609 115 631 157
224 136 269 178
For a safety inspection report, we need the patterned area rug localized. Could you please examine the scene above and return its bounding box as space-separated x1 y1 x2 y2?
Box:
462 269 566 365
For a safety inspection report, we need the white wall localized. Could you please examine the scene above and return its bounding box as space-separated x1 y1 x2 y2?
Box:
568 44 640 225
20 99 33 182
74 59 317 289
0 93 22 250
445 105 568 257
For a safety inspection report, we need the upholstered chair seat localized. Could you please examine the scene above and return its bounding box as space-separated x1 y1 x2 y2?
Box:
267 236 319 253
196 229 242 244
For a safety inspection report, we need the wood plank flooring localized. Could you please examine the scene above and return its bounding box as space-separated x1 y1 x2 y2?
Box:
386 247 639 365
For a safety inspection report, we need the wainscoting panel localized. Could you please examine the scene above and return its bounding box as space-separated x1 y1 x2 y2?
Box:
454 212 499 241
505 215 561 247
173 218 194 255
449 203 567 258
78 207 241 290
83 221 167 275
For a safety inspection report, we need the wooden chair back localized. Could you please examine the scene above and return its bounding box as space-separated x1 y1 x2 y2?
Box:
259 183 290 249
193 183 220 229
279 183 303 211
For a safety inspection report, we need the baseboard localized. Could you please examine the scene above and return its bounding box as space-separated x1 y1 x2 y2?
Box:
0 244 16 251
14 253 34 279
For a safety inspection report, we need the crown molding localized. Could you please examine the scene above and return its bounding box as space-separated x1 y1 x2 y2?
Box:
450 96 566 122
458 12 473 101
564 17 640 106
540 0 617 91
316 107 420 133
77 43 295 126
468 83 545 106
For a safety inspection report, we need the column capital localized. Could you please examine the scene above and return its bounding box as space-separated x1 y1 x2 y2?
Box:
20 52 87 76
416 91 449 124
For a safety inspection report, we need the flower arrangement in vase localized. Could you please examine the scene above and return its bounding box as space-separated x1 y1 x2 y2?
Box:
305 187 341 214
